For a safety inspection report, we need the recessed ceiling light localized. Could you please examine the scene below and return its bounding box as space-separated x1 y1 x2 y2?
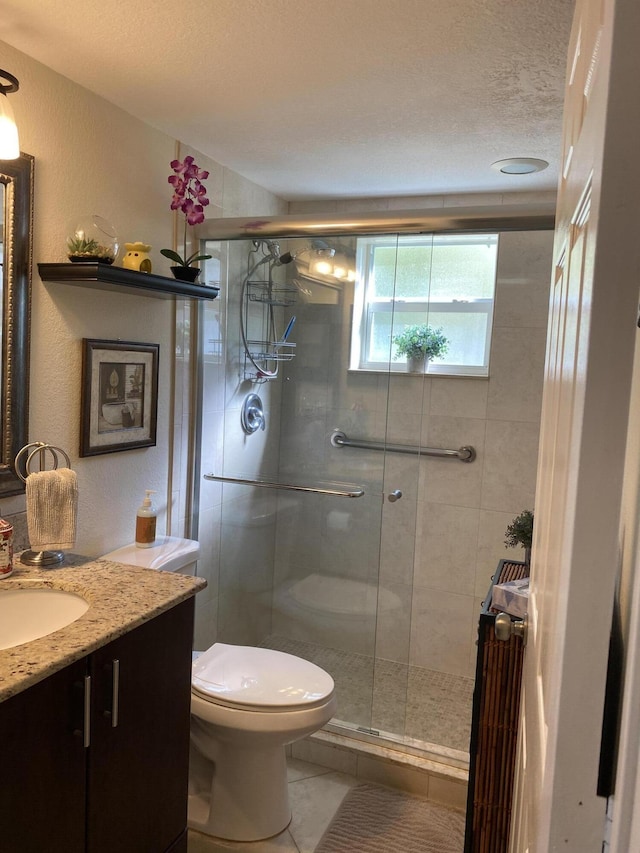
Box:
491 158 549 175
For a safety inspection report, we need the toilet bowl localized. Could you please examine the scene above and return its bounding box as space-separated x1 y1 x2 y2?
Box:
100 537 337 843
189 643 336 841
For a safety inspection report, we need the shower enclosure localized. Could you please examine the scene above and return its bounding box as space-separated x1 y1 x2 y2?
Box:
194 209 553 767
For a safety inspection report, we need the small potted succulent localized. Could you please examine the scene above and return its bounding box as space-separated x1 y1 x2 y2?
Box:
392 324 449 372
161 156 212 281
504 509 534 567
67 215 118 264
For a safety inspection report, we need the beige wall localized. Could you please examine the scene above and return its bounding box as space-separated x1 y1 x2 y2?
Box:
0 41 285 566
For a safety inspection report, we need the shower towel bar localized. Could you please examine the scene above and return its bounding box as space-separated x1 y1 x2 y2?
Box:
203 473 364 498
330 430 476 463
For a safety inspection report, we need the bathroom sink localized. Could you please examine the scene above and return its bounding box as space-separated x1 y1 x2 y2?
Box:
0 587 89 650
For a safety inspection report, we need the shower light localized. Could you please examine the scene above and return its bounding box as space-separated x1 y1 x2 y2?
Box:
333 267 346 279
491 157 548 175
314 260 333 275
0 69 20 160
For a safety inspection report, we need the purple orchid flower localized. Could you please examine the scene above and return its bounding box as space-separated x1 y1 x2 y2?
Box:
161 157 213 268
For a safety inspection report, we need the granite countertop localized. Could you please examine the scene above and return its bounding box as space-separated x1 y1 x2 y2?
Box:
0 552 207 702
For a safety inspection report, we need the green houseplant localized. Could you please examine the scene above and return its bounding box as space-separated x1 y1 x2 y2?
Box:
393 324 449 372
504 509 534 567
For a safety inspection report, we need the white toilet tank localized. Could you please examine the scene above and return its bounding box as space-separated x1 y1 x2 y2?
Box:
101 535 200 575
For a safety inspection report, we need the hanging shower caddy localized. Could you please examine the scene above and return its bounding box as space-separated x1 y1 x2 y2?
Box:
240 242 297 382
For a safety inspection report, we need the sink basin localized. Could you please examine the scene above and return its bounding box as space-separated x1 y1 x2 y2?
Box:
0 587 89 650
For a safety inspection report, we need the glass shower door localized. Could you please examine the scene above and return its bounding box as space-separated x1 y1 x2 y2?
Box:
268 234 391 736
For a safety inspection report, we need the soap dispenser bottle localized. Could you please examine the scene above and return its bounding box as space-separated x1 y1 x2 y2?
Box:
135 490 157 548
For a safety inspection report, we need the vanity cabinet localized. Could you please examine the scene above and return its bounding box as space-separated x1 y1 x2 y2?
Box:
0 597 194 853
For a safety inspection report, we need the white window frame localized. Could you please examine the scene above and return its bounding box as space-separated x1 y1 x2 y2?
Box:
350 233 498 377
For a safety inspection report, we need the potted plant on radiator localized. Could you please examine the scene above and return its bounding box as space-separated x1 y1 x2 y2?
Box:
504 509 534 568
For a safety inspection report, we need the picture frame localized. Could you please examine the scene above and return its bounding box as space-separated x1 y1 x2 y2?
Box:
80 338 159 457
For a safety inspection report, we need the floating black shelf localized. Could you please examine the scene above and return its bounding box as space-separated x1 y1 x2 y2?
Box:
38 263 220 301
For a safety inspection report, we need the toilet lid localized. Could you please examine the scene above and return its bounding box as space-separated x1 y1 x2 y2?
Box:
191 643 335 711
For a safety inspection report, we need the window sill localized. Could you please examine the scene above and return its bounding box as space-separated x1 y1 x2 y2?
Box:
347 368 489 379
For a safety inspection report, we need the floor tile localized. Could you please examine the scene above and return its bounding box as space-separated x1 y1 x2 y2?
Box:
287 756 332 783
287 770 359 853
188 827 299 853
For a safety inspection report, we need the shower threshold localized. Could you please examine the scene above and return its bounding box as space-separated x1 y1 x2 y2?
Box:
324 719 469 772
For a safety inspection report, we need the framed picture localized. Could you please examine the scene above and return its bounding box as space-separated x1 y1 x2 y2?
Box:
80 339 159 457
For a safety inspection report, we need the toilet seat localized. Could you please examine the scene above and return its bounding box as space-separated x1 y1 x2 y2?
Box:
191 643 335 712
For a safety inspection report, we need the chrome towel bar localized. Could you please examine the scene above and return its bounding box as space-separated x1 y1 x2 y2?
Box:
204 473 365 498
330 429 476 463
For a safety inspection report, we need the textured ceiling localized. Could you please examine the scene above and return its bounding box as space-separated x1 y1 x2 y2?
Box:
0 0 575 200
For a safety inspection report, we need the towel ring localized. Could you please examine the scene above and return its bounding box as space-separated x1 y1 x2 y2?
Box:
15 442 71 483
15 441 73 567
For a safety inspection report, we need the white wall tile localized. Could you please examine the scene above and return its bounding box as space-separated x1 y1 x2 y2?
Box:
487 326 547 423
429 378 488 419
387 195 446 209
291 739 358 776
481 420 540 513
427 774 468 810
387 374 431 415
356 755 430 797
374 581 413 663
409 587 476 676
380 496 418 585
414 503 480 596
419 416 487 508
494 231 553 329
446 192 504 207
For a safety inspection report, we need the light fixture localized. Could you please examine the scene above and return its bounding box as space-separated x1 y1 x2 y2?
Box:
0 69 20 160
314 260 333 275
491 157 549 175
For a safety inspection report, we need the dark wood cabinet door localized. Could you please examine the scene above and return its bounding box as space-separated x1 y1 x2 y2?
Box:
87 598 194 853
0 658 88 853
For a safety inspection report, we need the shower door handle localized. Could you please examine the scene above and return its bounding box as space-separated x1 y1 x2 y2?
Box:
387 490 403 502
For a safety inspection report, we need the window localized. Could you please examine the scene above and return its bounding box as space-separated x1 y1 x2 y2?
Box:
350 233 499 376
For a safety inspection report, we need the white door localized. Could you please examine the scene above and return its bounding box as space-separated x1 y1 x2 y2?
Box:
510 0 640 849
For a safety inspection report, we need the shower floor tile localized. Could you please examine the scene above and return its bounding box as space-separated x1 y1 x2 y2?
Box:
259 635 474 753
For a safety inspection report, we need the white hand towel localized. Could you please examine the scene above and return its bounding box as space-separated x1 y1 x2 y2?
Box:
26 468 78 551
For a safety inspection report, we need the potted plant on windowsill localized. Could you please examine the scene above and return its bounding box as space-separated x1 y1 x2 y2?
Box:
504 509 534 568
392 324 449 373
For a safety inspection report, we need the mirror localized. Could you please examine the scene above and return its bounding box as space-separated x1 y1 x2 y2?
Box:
0 153 33 497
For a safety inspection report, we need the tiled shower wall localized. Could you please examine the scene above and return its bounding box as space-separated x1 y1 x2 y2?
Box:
271 207 553 679
191 190 553 683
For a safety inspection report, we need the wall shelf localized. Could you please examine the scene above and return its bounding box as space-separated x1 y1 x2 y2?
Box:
38 263 220 301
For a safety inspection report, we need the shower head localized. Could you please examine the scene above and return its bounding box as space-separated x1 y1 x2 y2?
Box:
281 240 336 266
310 239 336 258
254 238 336 267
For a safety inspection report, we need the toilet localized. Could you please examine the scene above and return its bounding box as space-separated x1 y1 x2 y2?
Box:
101 536 337 843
